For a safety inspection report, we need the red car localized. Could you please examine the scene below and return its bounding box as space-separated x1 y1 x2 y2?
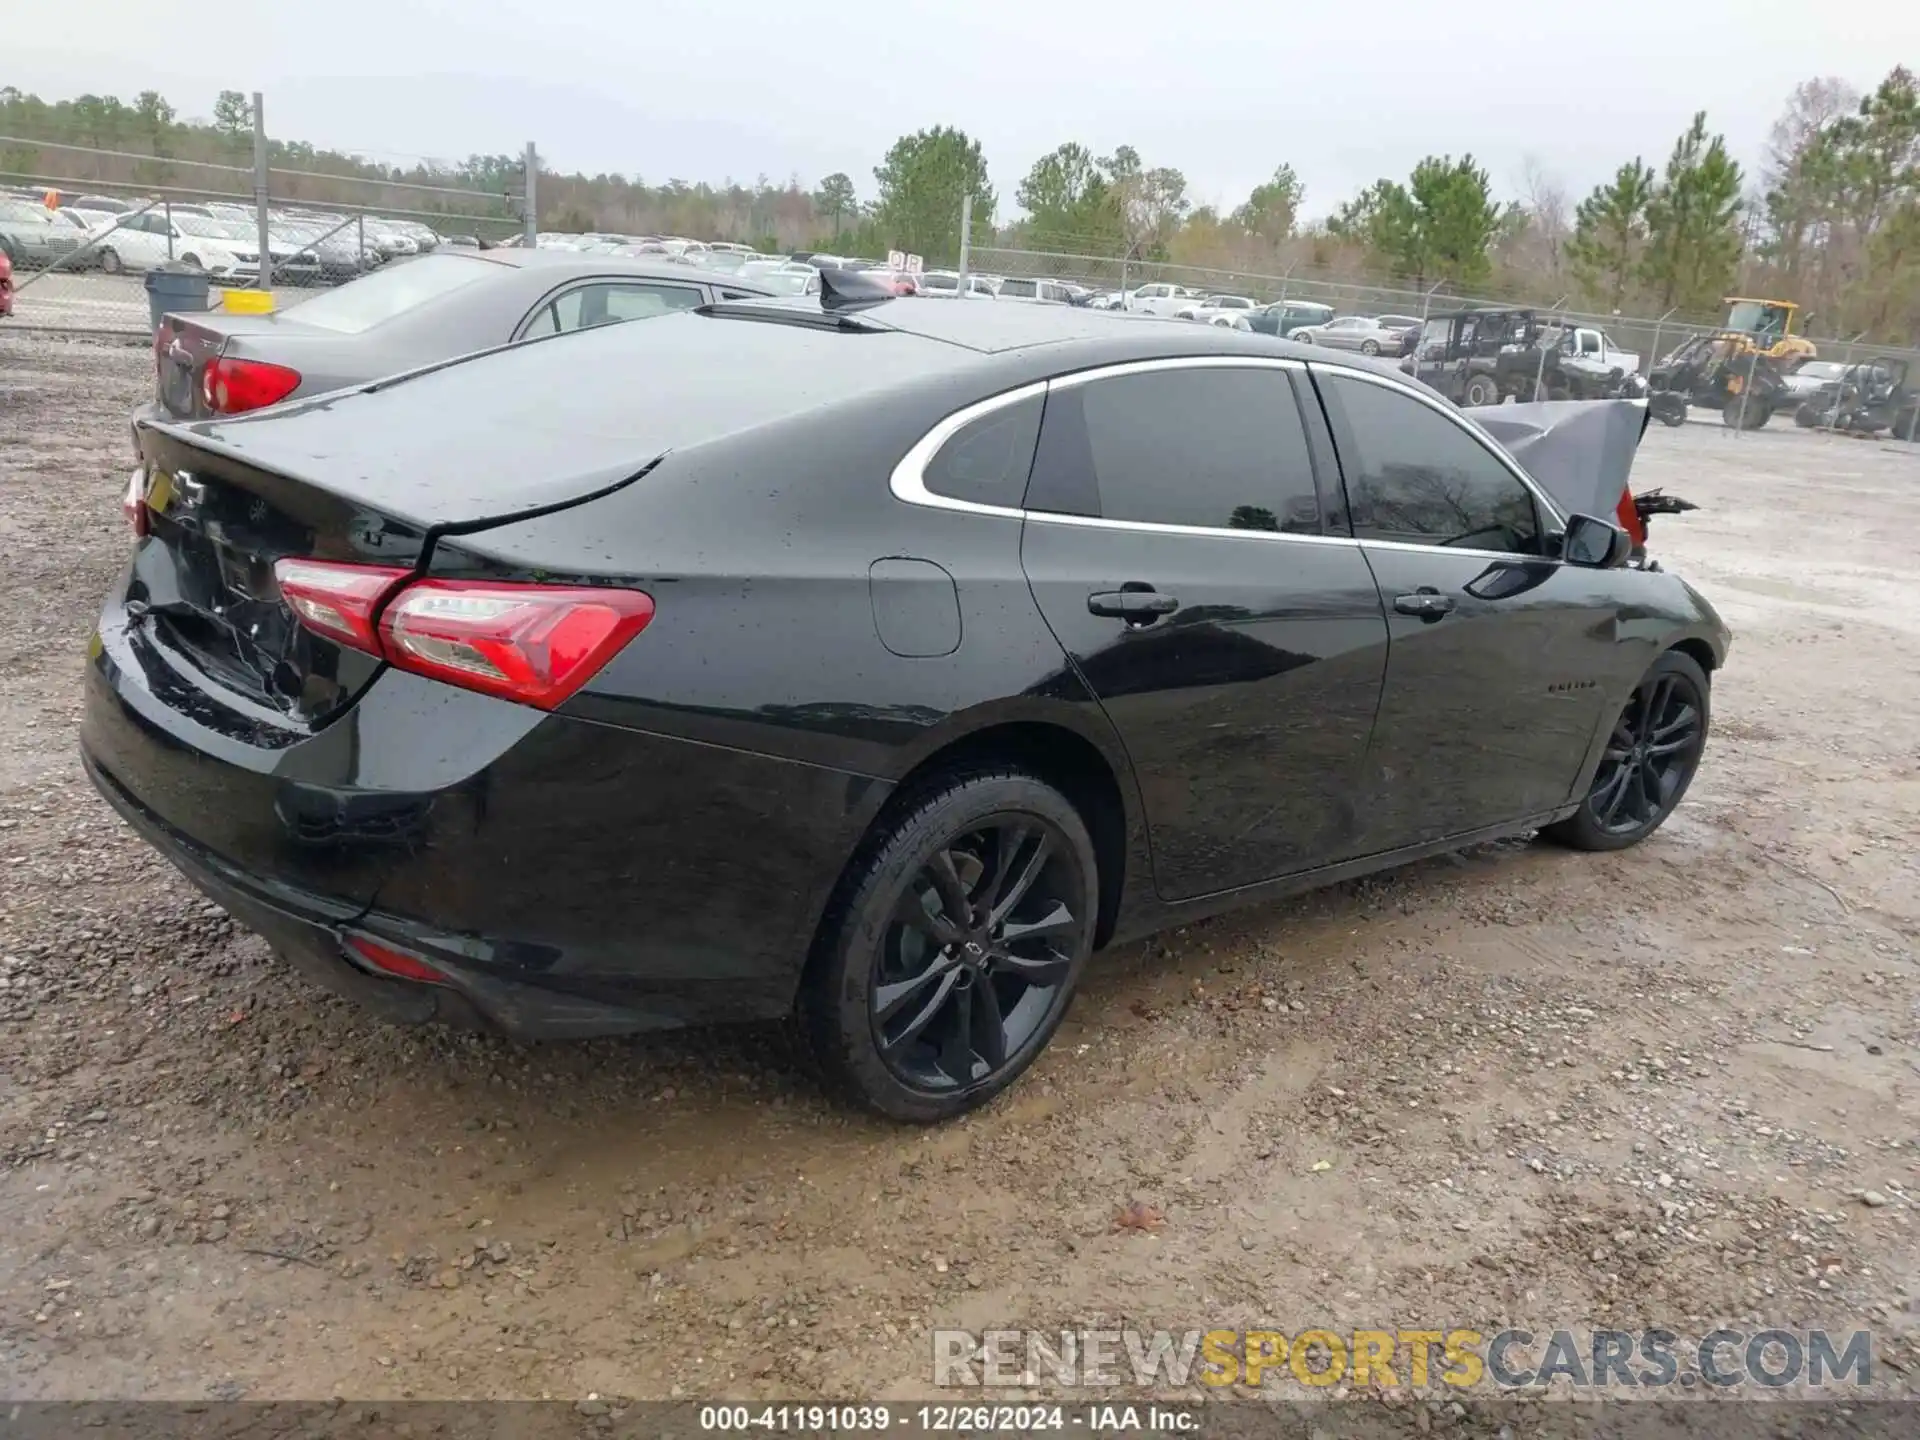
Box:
0 247 15 318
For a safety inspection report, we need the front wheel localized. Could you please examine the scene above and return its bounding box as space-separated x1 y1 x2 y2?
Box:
1464 374 1500 407
1542 651 1709 852
97 247 123 275
180 252 203 269
801 770 1098 1122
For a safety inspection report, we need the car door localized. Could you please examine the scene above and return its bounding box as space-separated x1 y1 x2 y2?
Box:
104 212 165 268
1019 359 1391 899
1310 365 1638 851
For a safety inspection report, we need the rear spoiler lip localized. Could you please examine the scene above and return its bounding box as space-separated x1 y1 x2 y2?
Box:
133 416 670 540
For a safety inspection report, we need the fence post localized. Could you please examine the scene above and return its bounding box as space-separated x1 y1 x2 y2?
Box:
1420 279 1443 326
1733 349 1759 435
252 91 271 291
357 213 365 271
957 193 973 294
1534 305 1565 400
523 142 538 246
165 199 174 261
1648 307 1676 376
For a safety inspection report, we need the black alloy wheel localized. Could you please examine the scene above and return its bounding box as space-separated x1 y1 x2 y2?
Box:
874 818 1080 1093
1543 651 1709 852
803 770 1097 1122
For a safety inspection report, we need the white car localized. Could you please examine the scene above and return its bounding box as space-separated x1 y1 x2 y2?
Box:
995 276 1076 303
63 209 246 276
1176 294 1260 325
918 270 997 298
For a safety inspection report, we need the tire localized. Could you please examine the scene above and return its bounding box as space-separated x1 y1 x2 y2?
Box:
1295 330 1315 345
1359 339 1380 356
181 253 203 269
1722 399 1772 430
98 247 122 276
800 769 1098 1123
1541 650 1709 853
1464 375 1499 407
1794 403 1820 428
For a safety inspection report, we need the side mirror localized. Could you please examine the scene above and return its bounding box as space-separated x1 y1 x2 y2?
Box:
1561 512 1632 569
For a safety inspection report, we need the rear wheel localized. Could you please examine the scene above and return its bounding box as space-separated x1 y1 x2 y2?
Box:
1359 339 1380 356
1464 374 1500 407
1722 398 1772 430
1542 651 1709 852
801 770 1097 1122
1794 402 1821 428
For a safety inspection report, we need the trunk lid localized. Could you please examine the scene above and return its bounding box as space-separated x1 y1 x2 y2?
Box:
131 402 661 730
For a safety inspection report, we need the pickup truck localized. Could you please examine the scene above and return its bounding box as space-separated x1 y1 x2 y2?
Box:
1555 324 1641 381
1123 282 1205 317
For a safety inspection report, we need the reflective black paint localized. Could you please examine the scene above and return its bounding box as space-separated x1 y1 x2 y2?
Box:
84 301 1731 1039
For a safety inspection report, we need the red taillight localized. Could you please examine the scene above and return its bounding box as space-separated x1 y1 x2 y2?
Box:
271 558 654 710
202 355 302 414
344 935 446 985
275 559 410 651
380 580 656 709
123 470 149 538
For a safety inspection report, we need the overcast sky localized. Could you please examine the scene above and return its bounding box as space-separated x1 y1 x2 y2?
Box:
10 2 1918 219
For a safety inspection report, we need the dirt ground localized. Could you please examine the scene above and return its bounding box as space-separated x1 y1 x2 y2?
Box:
2 331 1918 1407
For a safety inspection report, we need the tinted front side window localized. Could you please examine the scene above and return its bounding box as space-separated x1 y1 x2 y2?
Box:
921 394 1045 508
1318 375 1540 554
1027 367 1320 534
999 278 1036 297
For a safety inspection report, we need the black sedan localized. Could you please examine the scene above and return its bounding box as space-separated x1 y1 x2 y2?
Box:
87 292 1730 1122
146 250 782 422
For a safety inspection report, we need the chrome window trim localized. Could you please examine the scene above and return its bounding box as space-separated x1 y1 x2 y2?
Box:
886 378 1050 520
886 353 1561 564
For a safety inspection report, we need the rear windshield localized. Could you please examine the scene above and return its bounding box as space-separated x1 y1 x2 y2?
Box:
282 254 495 334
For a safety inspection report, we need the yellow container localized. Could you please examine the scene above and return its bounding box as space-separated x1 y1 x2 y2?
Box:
224 289 276 315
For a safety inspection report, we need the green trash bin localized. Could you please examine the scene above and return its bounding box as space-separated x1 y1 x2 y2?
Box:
144 262 211 333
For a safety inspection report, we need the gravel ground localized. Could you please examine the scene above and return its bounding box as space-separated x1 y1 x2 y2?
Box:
2 331 1919 1408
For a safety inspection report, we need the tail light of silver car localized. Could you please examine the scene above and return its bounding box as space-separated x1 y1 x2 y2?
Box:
202 356 302 414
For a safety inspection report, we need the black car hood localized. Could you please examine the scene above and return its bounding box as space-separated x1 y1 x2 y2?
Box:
1463 398 1649 520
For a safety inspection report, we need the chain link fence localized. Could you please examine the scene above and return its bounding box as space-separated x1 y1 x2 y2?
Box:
968 245 1920 444
2 100 528 335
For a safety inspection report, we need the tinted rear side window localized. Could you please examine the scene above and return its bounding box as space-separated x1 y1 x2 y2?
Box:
279 254 495 334
1316 373 1540 553
921 394 1045 508
1027 367 1321 534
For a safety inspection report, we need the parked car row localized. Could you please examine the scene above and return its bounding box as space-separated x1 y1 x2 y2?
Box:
101 265 1729 1121
0 183 473 287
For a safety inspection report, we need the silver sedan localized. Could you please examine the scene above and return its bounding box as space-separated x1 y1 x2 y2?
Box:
1291 314 1411 356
